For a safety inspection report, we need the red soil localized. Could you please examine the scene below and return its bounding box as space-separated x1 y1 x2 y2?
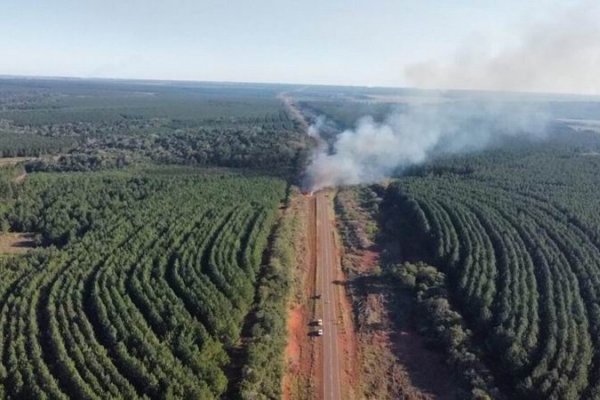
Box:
389 328 456 400
285 306 303 373
283 195 320 400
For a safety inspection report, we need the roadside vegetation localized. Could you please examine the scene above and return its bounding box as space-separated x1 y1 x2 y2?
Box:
336 187 459 400
239 190 302 399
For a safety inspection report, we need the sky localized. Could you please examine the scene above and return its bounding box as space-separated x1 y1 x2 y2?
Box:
1 0 598 94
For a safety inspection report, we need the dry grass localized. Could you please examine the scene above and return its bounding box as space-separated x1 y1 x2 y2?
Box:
0 157 31 167
0 233 36 254
335 186 457 400
283 190 317 400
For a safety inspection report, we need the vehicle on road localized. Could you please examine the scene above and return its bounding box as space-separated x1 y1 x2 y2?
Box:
316 329 323 336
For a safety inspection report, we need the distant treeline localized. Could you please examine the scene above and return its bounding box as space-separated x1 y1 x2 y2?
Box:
0 79 311 174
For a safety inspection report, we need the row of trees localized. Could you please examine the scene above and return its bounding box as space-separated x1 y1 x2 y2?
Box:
0 169 288 398
381 132 600 399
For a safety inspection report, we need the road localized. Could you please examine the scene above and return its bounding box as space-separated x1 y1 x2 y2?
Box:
315 191 342 400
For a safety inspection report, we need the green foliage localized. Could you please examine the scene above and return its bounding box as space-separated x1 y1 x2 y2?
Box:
0 168 287 399
0 132 76 157
0 78 310 172
0 165 22 198
387 262 498 399
381 131 600 400
238 206 298 399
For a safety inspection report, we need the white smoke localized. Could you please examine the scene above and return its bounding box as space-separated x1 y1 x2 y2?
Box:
305 101 549 191
307 116 325 139
303 1 599 191
405 1 600 96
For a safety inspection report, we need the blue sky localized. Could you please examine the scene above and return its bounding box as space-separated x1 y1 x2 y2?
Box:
1 0 597 93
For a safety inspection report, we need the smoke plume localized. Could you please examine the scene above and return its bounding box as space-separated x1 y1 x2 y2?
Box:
304 101 549 191
307 116 325 139
405 1 600 96
303 2 600 191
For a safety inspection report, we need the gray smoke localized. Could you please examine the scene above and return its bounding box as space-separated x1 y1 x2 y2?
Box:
307 116 325 139
405 1 600 95
305 101 549 191
304 1 598 191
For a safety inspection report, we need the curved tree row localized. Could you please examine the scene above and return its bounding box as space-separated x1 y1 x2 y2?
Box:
0 169 287 398
384 168 600 399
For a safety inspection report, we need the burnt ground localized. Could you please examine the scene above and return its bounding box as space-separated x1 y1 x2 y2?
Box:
335 186 458 400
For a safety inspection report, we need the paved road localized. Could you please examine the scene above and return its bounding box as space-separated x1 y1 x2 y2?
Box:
316 192 342 400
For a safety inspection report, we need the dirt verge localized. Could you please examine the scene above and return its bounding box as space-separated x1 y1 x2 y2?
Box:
283 193 318 400
335 187 458 400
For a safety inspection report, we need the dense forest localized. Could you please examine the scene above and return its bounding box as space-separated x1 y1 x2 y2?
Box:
4 78 600 399
0 168 291 399
0 78 306 399
377 131 600 399
0 78 310 173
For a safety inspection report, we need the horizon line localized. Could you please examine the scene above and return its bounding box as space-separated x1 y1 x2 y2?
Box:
1 73 598 99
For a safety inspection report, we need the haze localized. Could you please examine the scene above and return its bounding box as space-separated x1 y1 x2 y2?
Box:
1 0 599 95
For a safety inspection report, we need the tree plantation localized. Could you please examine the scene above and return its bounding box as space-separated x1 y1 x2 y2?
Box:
380 132 600 399
4 78 600 399
0 169 289 399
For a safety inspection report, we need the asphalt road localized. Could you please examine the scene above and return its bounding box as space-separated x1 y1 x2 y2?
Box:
316 192 342 400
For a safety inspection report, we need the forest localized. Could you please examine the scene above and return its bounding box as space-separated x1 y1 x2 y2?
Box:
376 130 600 399
0 78 310 173
0 168 292 399
4 78 600 399
0 78 306 399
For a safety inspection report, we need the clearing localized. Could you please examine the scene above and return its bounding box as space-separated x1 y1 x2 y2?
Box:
0 233 36 255
335 187 458 399
0 157 31 167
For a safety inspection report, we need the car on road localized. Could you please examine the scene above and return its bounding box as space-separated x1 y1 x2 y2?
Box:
316 329 323 336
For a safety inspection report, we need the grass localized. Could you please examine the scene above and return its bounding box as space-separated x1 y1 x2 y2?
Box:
0 232 36 255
